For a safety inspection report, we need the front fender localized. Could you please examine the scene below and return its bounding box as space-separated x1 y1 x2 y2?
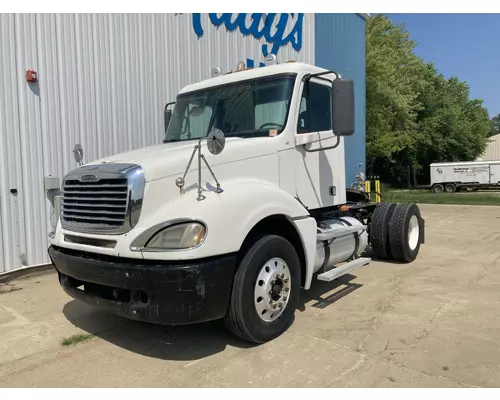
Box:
134 180 310 261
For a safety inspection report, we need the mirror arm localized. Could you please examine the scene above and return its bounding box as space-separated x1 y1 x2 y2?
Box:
303 70 341 83
303 135 340 152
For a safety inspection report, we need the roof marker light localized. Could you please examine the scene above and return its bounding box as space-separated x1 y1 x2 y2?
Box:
236 61 245 71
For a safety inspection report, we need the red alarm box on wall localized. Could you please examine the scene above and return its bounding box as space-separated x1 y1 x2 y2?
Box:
26 69 38 83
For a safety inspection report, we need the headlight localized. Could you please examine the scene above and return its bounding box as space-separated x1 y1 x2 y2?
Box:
145 222 206 250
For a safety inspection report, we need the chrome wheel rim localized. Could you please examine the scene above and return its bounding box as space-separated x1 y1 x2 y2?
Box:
408 215 420 251
254 257 291 322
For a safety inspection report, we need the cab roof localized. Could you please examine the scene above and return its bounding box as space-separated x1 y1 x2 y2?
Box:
178 62 331 95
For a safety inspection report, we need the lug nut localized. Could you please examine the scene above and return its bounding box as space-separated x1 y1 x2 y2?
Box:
281 273 285 278
283 296 288 301
285 287 290 292
284 278 289 283
272 304 278 309
278 302 283 308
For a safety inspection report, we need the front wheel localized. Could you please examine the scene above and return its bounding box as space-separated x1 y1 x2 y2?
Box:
224 235 301 344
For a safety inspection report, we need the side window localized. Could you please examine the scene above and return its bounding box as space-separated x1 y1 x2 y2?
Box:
297 81 332 133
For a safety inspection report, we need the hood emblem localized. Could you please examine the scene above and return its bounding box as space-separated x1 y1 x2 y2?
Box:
80 174 99 182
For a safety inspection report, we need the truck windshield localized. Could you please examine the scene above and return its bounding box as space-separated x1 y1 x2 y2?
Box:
164 75 295 143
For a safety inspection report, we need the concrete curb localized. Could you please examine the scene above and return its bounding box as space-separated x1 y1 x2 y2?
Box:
0 264 55 284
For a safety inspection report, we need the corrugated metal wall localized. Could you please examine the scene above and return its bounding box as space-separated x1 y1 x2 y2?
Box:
314 14 366 187
479 133 500 161
0 13 316 272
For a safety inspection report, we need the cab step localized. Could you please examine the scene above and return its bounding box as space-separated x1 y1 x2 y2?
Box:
317 257 371 282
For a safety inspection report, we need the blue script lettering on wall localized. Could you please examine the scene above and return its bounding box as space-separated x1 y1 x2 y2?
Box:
192 13 304 67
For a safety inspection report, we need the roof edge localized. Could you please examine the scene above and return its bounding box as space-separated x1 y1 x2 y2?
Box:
357 13 370 21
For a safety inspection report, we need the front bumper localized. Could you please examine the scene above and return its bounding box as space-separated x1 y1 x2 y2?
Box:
48 245 236 325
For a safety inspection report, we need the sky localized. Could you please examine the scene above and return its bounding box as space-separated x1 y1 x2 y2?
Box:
387 13 500 118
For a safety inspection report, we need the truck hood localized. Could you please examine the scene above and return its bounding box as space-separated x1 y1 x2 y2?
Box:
88 137 276 182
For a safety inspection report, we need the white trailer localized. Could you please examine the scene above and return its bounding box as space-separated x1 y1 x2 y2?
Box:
430 160 500 193
47 59 425 344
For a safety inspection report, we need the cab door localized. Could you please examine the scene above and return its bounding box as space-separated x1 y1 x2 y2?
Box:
293 78 346 210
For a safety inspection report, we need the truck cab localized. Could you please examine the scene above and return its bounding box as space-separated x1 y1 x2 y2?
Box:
48 60 425 344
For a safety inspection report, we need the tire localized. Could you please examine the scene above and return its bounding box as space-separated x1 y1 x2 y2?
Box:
444 183 456 193
224 235 301 344
432 184 444 193
388 203 422 263
370 202 397 260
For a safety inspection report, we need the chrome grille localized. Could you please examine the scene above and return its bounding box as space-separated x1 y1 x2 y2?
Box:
62 178 128 227
60 163 145 234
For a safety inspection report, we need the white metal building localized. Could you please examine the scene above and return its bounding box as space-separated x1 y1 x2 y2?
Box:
0 13 367 273
478 133 500 161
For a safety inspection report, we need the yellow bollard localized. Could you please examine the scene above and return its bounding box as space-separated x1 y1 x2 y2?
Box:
365 181 371 201
375 180 381 203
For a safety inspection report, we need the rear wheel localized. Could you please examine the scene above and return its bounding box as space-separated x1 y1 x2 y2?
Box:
445 183 456 193
388 203 422 263
224 235 301 344
432 184 444 193
370 202 397 260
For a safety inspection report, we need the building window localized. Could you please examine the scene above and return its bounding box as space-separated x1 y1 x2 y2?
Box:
297 81 332 133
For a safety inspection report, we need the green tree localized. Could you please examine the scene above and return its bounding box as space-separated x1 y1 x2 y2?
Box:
366 15 491 187
491 114 500 135
366 14 422 160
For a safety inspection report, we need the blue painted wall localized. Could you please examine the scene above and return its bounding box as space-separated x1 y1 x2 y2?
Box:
314 14 366 188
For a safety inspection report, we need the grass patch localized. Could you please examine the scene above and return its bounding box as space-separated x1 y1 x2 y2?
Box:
60 333 94 346
380 190 500 205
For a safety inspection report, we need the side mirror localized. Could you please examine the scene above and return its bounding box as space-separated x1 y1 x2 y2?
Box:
164 107 173 133
332 78 355 136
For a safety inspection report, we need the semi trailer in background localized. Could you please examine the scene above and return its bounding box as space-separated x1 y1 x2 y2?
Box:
430 160 500 193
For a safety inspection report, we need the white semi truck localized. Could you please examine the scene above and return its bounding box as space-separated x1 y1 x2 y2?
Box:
48 59 425 344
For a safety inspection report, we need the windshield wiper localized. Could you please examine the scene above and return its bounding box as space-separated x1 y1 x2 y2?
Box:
163 138 183 143
225 130 270 139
